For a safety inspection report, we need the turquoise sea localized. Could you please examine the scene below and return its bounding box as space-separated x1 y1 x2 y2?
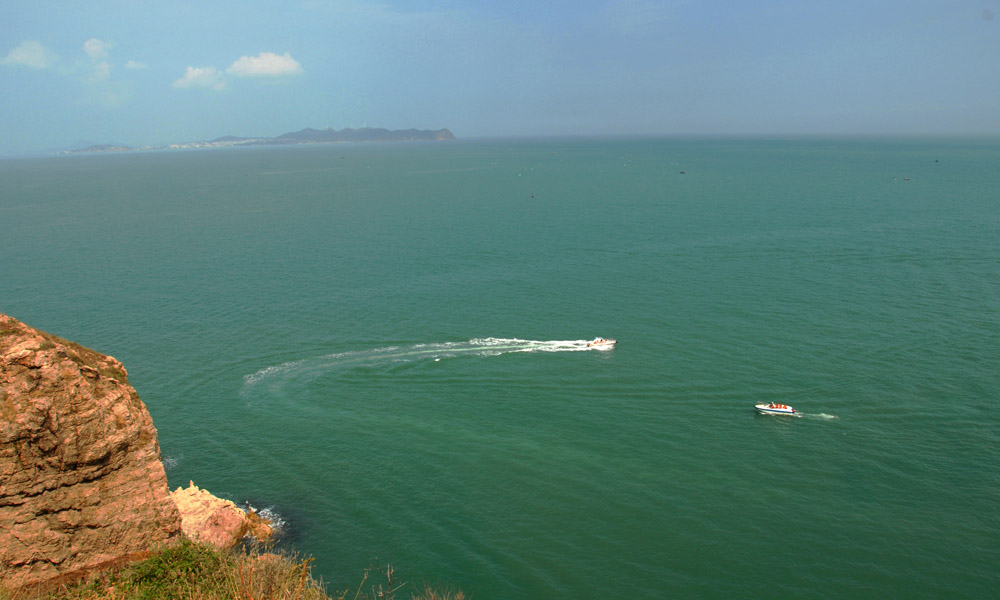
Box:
2 138 998 598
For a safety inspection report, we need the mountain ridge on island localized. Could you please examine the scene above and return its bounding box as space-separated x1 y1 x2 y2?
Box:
72 126 455 153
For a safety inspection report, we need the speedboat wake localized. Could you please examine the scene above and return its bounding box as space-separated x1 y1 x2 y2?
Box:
753 402 839 420
798 412 839 420
242 337 609 391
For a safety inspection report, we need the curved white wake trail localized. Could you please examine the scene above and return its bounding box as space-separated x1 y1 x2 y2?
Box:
469 337 598 354
242 338 604 391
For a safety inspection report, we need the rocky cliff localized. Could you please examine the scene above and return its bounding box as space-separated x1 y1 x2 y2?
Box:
0 314 182 591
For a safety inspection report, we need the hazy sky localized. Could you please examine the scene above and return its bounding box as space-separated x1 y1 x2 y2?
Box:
2 1 998 155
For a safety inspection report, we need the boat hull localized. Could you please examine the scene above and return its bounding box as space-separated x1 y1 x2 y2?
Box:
587 338 617 349
754 403 796 415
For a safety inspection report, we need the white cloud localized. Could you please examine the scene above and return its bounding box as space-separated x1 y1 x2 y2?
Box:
83 38 113 60
125 60 148 70
93 61 112 81
81 39 115 84
2 40 56 69
227 52 303 77
172 66 226 91
172 51 302 93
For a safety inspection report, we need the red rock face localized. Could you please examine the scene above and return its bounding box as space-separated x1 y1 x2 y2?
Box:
0 314 182 591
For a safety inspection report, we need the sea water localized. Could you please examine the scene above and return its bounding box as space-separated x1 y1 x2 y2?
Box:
2 138 998 598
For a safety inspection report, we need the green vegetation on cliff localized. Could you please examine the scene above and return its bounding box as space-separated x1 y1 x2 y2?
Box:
4 541 462 600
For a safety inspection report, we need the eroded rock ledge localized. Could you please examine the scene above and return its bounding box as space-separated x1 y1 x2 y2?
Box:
171 482 274 548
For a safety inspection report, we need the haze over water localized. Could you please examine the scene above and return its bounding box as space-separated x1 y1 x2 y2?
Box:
2 137 998 598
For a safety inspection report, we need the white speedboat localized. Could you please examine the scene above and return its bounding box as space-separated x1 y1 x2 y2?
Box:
754 402 796 415
587 338 617 349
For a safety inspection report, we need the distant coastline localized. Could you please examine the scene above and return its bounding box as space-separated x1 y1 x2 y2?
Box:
69 126 455 154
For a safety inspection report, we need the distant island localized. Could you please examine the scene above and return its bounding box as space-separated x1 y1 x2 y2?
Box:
70 126 455 153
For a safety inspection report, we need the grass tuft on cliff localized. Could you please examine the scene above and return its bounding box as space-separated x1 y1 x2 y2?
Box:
5 540 463 600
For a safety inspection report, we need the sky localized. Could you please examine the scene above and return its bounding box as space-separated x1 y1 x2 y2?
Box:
1 0 998 155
